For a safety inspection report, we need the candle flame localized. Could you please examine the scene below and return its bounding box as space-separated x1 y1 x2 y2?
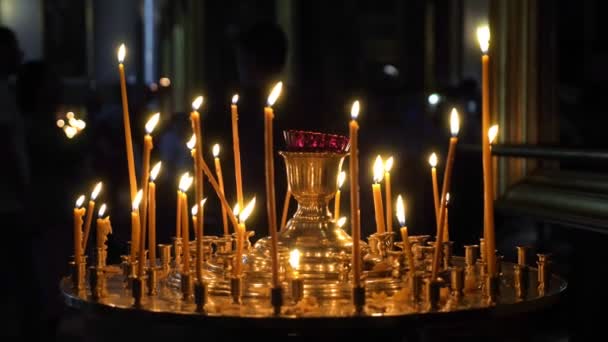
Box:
56 119 65 128
373 155 385 183
192 198 207 216
429 152 438 168
233 203 240 217
150 161 162 181
75 195 85 208
212 144 220 158
351 100 360 119
488 124 499 144
145 113 160 134
64 126 77 139
178 172 193 192
446 192 451 205
450 108 460 136
267 82 283 107
117 44 126 63
396 195 406 226
232 94 239 104
91 182 103 200
477 26 490 54
239 197 256 223
289 249 301 269
384 156 394 172
192 96 203 111
98 203 107 217
132 189 143 210
186 134 196 150
337 216 347 228
337 171 346 188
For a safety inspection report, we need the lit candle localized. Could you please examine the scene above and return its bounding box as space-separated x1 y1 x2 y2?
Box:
190 96 205 281
486 124 499 275
337 216 347 230
264 81 282 288
289 249 301 279
117 44 137 201
334 171 346 220
191 199 207 235
212 144 229 236
96 204 111 267
443 193 450 241
140 113 160 254
431 108 460 279
131 190 143 268
280 187 292 231
82 182 102 253
349 100 362 287
178 173 193 275
396 195 415 274
148 161 162 265
231 94 244 209
73 195 86 265
234 197 255 277
384 156 394 232
372 155 387 234
429 152 440 228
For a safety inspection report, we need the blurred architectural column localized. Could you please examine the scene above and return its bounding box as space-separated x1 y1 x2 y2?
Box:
490 0 558 195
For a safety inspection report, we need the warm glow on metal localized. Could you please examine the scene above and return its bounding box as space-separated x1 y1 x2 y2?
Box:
351 100 360 120
186 134 196 150
232 94 239 104
384 156 394 172
239 197 256 223
56 119 65 128
429 153 438 168
337 171 346 189
488 124 499 144
98 204 107 217
75 195 85 208
145 113 160 134
373 155 385 183
178 172 193 192
150 161 162 181
117 44 126 63
267 82 283 107
337 216 347 228
212 144 220 158
477 26 490 54
91 182 103 200
192 96 203 111
289 249 301 269
450 108 460 136
396 195 406 226
132 190 143 210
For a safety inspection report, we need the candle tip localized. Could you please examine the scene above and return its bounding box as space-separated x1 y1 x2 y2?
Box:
396 195 406 226
98 203 107 217
350 100 360 119
186 134 196 150
145 113 160 134
117 44 126 63
429 153 438 167
179 173 193 192
488 124 499 144
75 195 86 208
373 155 385 183
450 108 460 136
239 197 256 223
91 182 103 200
267 82 283 106
212 144 220 157
384 156 394 172
337 216 347 228
337 171 346 188
132 190 143 210
477 26 490 53
150 161 162 181
232 94 239 104
289 249 301 269
191 204 198 216
192 96 204 111
446 192 451 205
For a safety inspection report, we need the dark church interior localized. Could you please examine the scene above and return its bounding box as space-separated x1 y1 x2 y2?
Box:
0 0 606 340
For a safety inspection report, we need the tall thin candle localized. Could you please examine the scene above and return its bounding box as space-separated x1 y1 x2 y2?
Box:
334 171 346 220
190 96 205 281
280 188 292 231
231 94 244 209
372 155 387 234
384 156 394 232
178 173 193 275
82 182 102 252
234 197 255 277
429 153 440 227
486 125 499 275
117 44 137 201
396 195 415 274
349 100 362 287
140 113 160 253
264 81 282 288
73 195 86 265
131 190 143 273
212 144 229 236
148 161 162 265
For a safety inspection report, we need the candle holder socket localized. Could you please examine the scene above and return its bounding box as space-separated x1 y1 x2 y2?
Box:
411 273 424 305
443 241 454 269
159 244 171 276
230 277 242 304
172 237 182 268
181 273 194 300
89 266 101 300
132 276 145 307
271 287 284 316
194 281 207 312
464 244 479 267
484 275 499 303
146 267 158 296
537 253 550 296
352 286 366 315
450 266 464 298
70 259 87 291
513 264 528 300
290 277 304 303
479 238 486 263
516 246 529 266
424 278 444 311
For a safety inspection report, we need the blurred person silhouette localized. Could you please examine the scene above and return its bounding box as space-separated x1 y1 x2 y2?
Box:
16 60 85 339
0 25 27 340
